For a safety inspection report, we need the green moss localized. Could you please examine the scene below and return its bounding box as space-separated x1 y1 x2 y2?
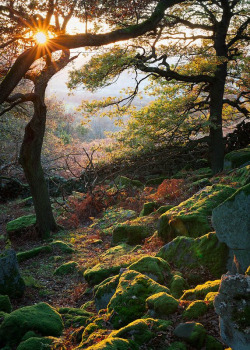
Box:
233 306 250 329
21 331 38 341
228 165 250 186
158 185 236 241
0 302 63 346
108 270 170 328
181 280 221 301
17 245 52 263
114 176 143 188
112 225 151 246
205 335 223 350
54 261 78 276
157 232 229 278
174 322 206 349
0 295 11 313
110 318 172 345
224 146 250 169
84 263 124 286
146 176 168 186
58 307 92 328
50 241 74 254
140 202 158 216
22 275 43 289
167 342 186 350
94 275 120 311
170 274 188 299
80 337 134 350
204 292 218 305
16 337 55 350
128 256 172 284
157 205 174 214
146 292 178 316
6 215 36 233
183 301 208 319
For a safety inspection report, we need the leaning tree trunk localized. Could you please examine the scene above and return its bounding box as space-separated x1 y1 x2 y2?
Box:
209 62 227 174
19 86 57 238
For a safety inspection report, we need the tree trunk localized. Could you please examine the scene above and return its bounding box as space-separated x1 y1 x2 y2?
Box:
19 90 57 238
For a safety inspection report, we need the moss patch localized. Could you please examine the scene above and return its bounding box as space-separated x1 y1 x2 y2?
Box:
181 280 221 301
170 274 188 299
16 337 55 350
224 146 250 169
54 261 78 276
84 263 124 286
183 300 208 319
80 337 134 349
0 295 11 313
114 176 143 188
174 322 206 349
58 307 93 328
50 241 74 254
140 202 158 216
17 246 52 263
6 214 36 234
94 275 120 311
112 225 151 246
146 292 178 316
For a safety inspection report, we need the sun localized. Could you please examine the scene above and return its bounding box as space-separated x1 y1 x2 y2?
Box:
34 31 47 44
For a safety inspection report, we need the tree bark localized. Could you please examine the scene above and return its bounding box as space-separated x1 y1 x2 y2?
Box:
19 85 57 238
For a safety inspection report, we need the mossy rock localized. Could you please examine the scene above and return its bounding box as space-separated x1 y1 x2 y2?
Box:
0 302 63 346
128 256 172 285
157 205 174 215
170 274 188 299
145 176 169 186
205 335 224 350
181 280 221 301
84 263 124 286
0 295 11 313
22 275 43 289
183 300 208 319
167 342 187 350
245 266 250 276
228 165 250 186
112 225 151 246
16 336 56 350
224 146 250 170
204 292 218 305
58 307 92 328
102 244 136 258
6 214 36 234
110 318 172 346
17 245 52 263
108 270 170 328
81 337 135 350
54 261 78 276
50 241 74 254
80 316 107 345
146 292 178 317
140 202 159 216
174 322 206 349
158 185 236 242
157 232 229 278
114 176 143 189
94 275 120 311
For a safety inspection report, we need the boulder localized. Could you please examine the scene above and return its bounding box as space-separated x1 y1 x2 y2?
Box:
157 232 229 278
140 202 158 216
173 322 206 349
146 292 178 317
158 185 236 242
212 184 250 273
0 177 29 202
58 307 92 328
114 176 143 188
80 337 134 350
0 249 25 298
94 275 120 311
0 302 63 346
183 300 208 319
0 295 11 313
224 146 250 170
17 245 52 263
54 261 78 276
84 263 124 286
16 337 58 350
170 273 188 299
181 280 221 301
112 225 151 246
6 215 36 235
214 273 250 350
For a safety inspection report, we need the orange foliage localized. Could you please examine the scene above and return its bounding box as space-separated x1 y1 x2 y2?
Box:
152 179 185 200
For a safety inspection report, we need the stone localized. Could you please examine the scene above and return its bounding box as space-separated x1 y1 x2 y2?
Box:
58 307 92 328
170 274 188 299
0 177 29 202
158 185 236 242
94 275 120 311
224 146 250 170
17 245 52 263
181 280 221 301
212 184 250 273
0 302 63 346
0 295 12 313
84 263 124 286
0 249 25 298
205 335 224 350
54 261 78 276
50 241 75 254
16 337 57 350
183 300 208 319
107 270 170 328
114 176 144 188
173 322 206 349
79 337 134 349
6 215 36 235
140 202 159 216
146 292 179 317
112 225 151 246
157 232 229 278
214 273 250 350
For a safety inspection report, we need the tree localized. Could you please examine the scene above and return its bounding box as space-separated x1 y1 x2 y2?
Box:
0 0 185 237
69 0 249 173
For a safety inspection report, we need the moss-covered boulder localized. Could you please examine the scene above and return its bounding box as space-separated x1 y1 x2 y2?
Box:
212 184 250 273
140 202 158 216
17 245 52 263
205 335 223 350
156 205 174 215
0 302 63 346
228 165 250 186
112 225 151 246
0 249 25 298
107 270 170 328
170 274 188 299
6 214 36 234
128 256 172 285
54 261 78 276
204 292 218 305
167 342 187 350
94 275 120 311
181 280 221 301
224 146 250 170
16 336 57 350
81 337 135 350
158 185 236 241
50 241 75 254
146 292 178 317
110 318 172 346
173 322 206 349
0 295 11 313
84 263 124 286
58 307 92 328
183 300 208 319
157 232 229 278
114 176 143 189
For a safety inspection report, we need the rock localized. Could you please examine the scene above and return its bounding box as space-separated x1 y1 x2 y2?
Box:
84 263 124 286
167 342 187 350
50 241 75 254
214 273 250 350
0 249 25 298
181 280 221 301
146 176 169 186
204 292 218 305
156 205 174 214
228 165 250 186
173 322 206 349
140 202 159 216
114 176 144 188
0 295 11 313
170 274 188 299
6 215 36 235
80 337 134 349
157 232 229 278
58 307 92 328
158 185 236 242
224 146 250 170
94 275 120 311
183 300 208 319
54 261 78 276
0 302 63 346
0 177 29 202
112 225 151 246
110 318 172 346
146 292 179 317
107 270 170 328
128 256 172 285
205 335 224 350
212 184 250 273
17 245 52 263
16 337 57 350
